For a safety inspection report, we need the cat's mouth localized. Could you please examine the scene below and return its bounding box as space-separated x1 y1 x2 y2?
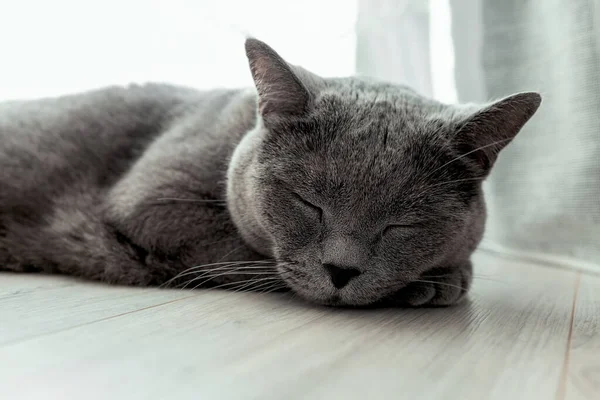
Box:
276 259 414 307
278 272 392 307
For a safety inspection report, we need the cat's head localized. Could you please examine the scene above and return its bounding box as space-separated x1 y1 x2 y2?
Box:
227 38 541 306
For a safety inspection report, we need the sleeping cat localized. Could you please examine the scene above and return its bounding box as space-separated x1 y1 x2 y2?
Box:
0 39 541 307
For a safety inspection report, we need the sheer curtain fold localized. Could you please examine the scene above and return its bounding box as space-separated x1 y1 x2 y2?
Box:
356 0 433 97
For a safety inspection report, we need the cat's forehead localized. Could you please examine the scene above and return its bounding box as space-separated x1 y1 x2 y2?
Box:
314 79 451 140
323 78 444 111
262 78 462 192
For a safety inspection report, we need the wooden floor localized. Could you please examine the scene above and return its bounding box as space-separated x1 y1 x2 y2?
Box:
0 252 598 400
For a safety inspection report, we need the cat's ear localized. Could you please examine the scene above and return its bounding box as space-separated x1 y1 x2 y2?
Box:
455 92 541 172
245 38 319 121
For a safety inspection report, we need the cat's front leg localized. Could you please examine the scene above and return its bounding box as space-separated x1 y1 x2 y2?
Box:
391 261 473 307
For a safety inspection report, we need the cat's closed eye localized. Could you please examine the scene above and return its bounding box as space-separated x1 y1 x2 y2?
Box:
291 192 323 222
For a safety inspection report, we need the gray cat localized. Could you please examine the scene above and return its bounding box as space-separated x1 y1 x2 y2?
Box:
0 39 541 307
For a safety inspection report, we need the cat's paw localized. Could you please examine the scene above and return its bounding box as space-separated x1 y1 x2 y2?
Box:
395 263 472 307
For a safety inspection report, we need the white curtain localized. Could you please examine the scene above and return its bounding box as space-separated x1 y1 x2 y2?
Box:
357 0 600 273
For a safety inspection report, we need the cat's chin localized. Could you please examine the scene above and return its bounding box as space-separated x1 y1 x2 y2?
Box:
285 283 391 308
319 295 388 309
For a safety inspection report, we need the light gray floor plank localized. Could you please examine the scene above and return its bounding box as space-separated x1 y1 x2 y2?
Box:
0 273 76 297
0 275 194 345
0 253 583 400
565 273 600 400
0 290 325 400
205 253 578 400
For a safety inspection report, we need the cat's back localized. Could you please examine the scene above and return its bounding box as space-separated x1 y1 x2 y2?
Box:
0 84 244 192
0 83 200 162
0 83 257 275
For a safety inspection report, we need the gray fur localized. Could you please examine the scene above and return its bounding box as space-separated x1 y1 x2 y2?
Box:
0 39 541 307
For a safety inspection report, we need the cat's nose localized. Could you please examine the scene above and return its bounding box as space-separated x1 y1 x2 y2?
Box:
323 263 361 289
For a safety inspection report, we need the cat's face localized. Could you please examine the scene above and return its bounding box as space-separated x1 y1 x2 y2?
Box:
251 92 482 305
236 39 540 306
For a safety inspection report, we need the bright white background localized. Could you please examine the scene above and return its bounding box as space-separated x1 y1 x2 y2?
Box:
0 0 456 102
0 0 358 99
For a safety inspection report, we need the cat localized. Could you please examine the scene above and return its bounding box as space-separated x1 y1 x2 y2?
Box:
0 38 541 307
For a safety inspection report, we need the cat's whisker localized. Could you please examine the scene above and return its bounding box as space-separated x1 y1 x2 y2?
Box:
258 282 289 294
187 270 279 283
174 262 275 280
161 263 265 288
216 244 249 262
422 138 512 181
179 268 275 290
405 176 489 204
161 260 275 288
181 267 286 290
186 274 256 291
171 259 273 276
275 262 295 271
193 278 253 292
198 274 288 292
232 276 286 293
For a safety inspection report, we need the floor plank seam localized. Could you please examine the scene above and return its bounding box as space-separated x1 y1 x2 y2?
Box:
556 272 581 400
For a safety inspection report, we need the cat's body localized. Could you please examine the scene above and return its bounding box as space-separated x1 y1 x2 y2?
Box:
0 39 541 307
0 84 263 285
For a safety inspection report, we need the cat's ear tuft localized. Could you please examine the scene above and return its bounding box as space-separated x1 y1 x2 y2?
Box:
455 92 541 172
245 38 313 121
